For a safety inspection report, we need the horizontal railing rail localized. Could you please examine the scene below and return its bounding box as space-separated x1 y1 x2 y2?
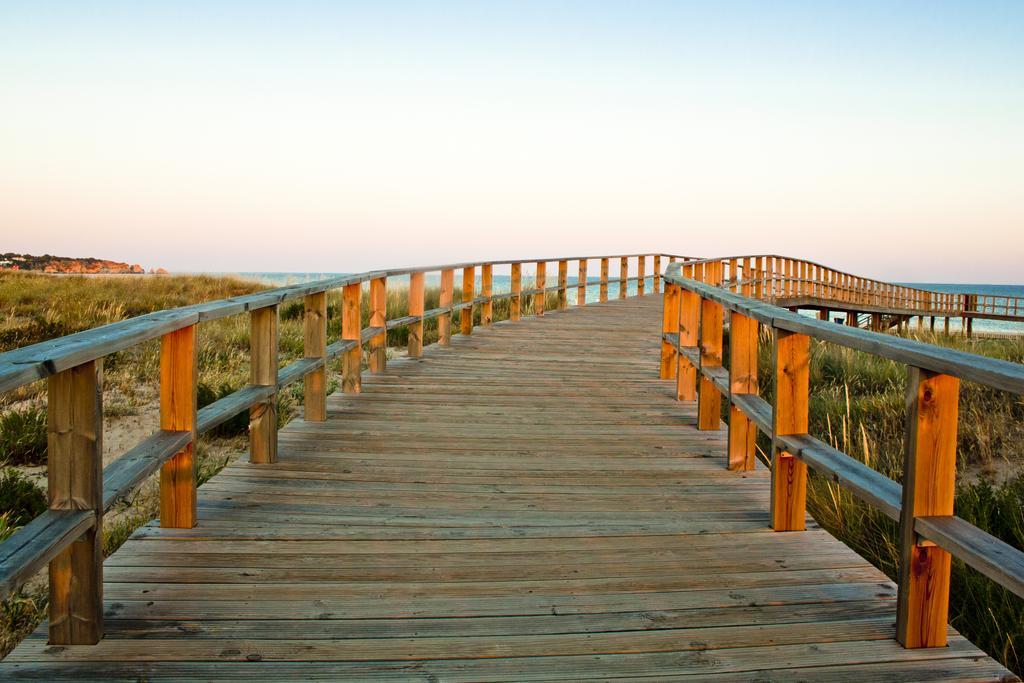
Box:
0 251 692 646
660 256 1024 652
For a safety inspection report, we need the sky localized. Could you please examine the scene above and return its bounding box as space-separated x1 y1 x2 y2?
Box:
1 1 1022 282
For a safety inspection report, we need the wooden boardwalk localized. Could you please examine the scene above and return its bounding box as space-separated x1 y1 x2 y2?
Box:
2 296 1014 681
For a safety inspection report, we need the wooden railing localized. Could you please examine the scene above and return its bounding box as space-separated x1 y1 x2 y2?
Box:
661 256 1024 650
0 252 689 645
701 255 1024 333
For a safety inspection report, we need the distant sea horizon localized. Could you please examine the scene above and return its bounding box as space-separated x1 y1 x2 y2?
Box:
187 272 1024 335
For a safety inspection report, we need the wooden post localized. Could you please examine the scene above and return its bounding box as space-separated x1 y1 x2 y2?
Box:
439 269 454 344
510 263 522 321
534 261 546 316
728 311 758 471
250 304 278 464
698 262 723 430
653 255 661 294
461 266 474 336
755 256 764 299
342 283 362 392
896 368 959 648
770 330 809 531
408 272 425 356
600 258 609 302
847 311 859 328
557 260 568 310
370 276 387 371
637 255 646 296
577 259 587 306
677 264 699 401
619 256 628 299
160 325 198 528
660 283 680 379
481 264 493 325
303 293 327 421
47 360 103 645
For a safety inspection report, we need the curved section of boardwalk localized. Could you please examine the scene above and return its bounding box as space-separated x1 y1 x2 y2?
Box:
3 297 1013 680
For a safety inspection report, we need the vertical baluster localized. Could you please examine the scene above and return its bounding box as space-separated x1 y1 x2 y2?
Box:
250 304 278 464
439 269 454 344
370 276 387 371
481 264 493 326
408 272 425 356
896 368 959 648
342 283 362 391
677 264 699 401
303 293 327 421
638 255 646 295
510 263 522 321
729 310 758 471
619 256 628 299
754 256 764 299
698 261 723 430
47 360 104 644
461 266 474 335
600 258 609 302
161 325 198 528
770 329 809 531
535 261 547 315
653 255 661 294
558 259 568 310
577 259 587 306
661 282 680 379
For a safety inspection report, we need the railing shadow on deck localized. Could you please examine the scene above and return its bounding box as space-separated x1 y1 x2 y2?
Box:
0 248 1021 654
660 256 1024 651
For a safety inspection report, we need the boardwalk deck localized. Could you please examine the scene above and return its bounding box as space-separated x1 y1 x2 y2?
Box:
2 296 1015 681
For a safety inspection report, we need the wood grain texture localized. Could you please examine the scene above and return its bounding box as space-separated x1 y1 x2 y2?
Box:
897 368 960 648
534 262 547 316
370 277 387 371
728 311 758 471
599 257 609 302
481 264 493 325
577 259 587 306
461 267 474 336
303 293 327 422
47 360 104 645
2 297 1010 681
771 330 809 532
159 325 198 528
341 284 362 393
439 269 454 345
510 263 522 321
249 305 279 465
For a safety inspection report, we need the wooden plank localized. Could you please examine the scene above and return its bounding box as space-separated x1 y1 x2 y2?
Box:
916 515 1024 600
897 368 959 648
103 430 193 511
47 360 104 644
0 510 94 600
249 305 278 465
159 325 197 528
771 329 809 532
303 292 327 421
342 283 362 392
728 311 757 471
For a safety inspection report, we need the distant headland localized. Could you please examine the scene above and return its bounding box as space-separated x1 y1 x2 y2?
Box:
0 252 166 275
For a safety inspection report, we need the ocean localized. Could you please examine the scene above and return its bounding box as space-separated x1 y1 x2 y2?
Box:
205 272 1024 335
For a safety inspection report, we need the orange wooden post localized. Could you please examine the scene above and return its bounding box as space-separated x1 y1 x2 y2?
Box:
619 256 628 299
660 282 680 379
697 261 723 430
370 276 387 371
770 329 809 531
461 266 474 335
653 255 662 294
557 259 568 310
600 258 609 302
677 263 699 401
755 256 765 299
637 255 646 296
728 311 758 470
534 261 547 316
576 259 587 306
510 263 522 321
342 283 362 392
896 368 960 648
303 292 327 421
160 325 198 528
729 258 739 293
47 360 104 644
250 304 278 464
439 268 454 344
481 264 493 325
408 272 425 356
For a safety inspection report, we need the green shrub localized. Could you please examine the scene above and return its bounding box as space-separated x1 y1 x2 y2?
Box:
0 407 47 467
0 469 46 527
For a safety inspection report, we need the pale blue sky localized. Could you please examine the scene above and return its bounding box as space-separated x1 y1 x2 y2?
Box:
1 2 1022 281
